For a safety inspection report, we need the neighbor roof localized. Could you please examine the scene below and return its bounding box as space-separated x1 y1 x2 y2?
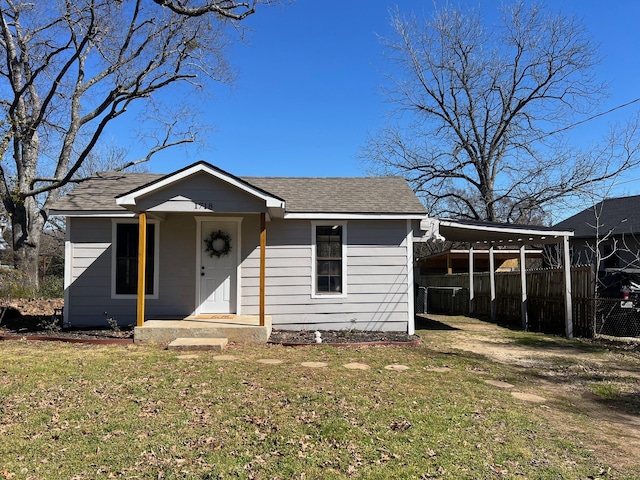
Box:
51 165 426 215
554 195 640 238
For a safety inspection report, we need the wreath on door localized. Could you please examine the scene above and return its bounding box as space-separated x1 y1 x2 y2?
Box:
204 229 232 258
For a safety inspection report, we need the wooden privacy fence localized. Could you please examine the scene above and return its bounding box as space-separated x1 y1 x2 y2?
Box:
417 266 594 337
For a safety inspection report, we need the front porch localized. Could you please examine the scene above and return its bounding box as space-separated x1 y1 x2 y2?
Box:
134 315 272 346
120 164 276 344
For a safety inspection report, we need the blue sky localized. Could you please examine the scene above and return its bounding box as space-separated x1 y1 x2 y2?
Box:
120 1 640 196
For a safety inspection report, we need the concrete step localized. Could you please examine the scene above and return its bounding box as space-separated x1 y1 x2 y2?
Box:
167 337 228 351
135 317 272 345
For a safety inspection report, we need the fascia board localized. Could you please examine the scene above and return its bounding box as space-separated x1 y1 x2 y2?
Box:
50 211 136 218
284 212 425 220
439 220 574 238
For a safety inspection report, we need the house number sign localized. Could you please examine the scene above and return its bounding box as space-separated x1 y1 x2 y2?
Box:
194 201 216 210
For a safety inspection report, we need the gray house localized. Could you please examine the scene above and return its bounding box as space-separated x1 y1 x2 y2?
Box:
51 161 427 334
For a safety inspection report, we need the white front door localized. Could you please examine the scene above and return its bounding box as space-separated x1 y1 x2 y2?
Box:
199 220 238 314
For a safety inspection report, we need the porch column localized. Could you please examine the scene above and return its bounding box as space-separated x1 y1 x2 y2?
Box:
468 246 475 315
563 236 574 339
520 245 529 330
137 211 147 327
259 212 266 327
489 246 496 323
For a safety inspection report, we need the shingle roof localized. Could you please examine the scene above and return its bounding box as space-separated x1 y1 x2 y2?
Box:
554 195 640 238
52 172 162 212
244 176 425 214
51 170 426 215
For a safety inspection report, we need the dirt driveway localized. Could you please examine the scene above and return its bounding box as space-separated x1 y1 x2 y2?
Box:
418 314 640 472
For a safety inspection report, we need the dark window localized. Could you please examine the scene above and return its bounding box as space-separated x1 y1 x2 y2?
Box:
316 225 342 293
116 223 155 295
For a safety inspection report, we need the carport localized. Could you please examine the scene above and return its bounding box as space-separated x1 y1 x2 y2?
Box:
419 218 575 338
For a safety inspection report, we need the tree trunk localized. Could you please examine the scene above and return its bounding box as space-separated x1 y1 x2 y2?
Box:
11 197 46 291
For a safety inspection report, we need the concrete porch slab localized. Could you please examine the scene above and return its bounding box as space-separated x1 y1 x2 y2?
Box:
134 316 272 345
168 337 228 351
184 314 264 326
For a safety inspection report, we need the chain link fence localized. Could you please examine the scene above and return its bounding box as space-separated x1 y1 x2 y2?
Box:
415 286 469 316
595 298 640 338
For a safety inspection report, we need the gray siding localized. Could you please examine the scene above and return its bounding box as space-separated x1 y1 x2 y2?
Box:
67 218 113 326
68 215 197 326
244 219 411 331
67 215 411 331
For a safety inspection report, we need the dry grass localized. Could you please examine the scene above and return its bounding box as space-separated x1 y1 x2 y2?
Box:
0 320 638 479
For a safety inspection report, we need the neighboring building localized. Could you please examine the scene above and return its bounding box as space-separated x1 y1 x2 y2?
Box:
417 248 543 275
51 161 427 333
554 195 640 271
555 196 640 336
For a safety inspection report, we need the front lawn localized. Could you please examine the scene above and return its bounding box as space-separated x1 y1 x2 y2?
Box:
0 330 636 479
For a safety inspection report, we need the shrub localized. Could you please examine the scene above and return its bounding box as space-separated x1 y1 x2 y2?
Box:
0 269 63 299
0 269 34 299
39 276 64 299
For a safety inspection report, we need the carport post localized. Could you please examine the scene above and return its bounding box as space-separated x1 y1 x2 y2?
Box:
468 246 475 314
489 246 496 323
563 235 574 339
520 245 528 330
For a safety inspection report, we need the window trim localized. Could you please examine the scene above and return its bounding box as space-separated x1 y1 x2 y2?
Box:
111 218 160 299
311 221 347 298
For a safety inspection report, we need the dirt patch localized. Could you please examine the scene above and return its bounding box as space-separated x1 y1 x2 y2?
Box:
421 314 640 472
0 298 133 340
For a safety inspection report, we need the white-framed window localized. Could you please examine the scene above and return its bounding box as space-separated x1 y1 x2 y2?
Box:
311 221 347 298
111 219 159 299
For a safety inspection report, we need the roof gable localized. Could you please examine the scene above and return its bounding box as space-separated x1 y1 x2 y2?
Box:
116 161 285 209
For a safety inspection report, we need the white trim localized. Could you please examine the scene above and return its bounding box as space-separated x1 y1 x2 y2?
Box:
117 163 285 208
436 218 574 243
438 219 575 238
57 211 421 221
286 213 424 220
194 216 243 315
563 236 574 339
468 246 475 314
406 219 415 335
63 220 72 327
110 218 160 300
520 245 528 330
51 211 135 218
311 221 348 299
489 246 496 322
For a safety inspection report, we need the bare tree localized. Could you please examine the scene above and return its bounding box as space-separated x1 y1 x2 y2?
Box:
152 0 273 19
0 0 268 288
362 1 640 224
